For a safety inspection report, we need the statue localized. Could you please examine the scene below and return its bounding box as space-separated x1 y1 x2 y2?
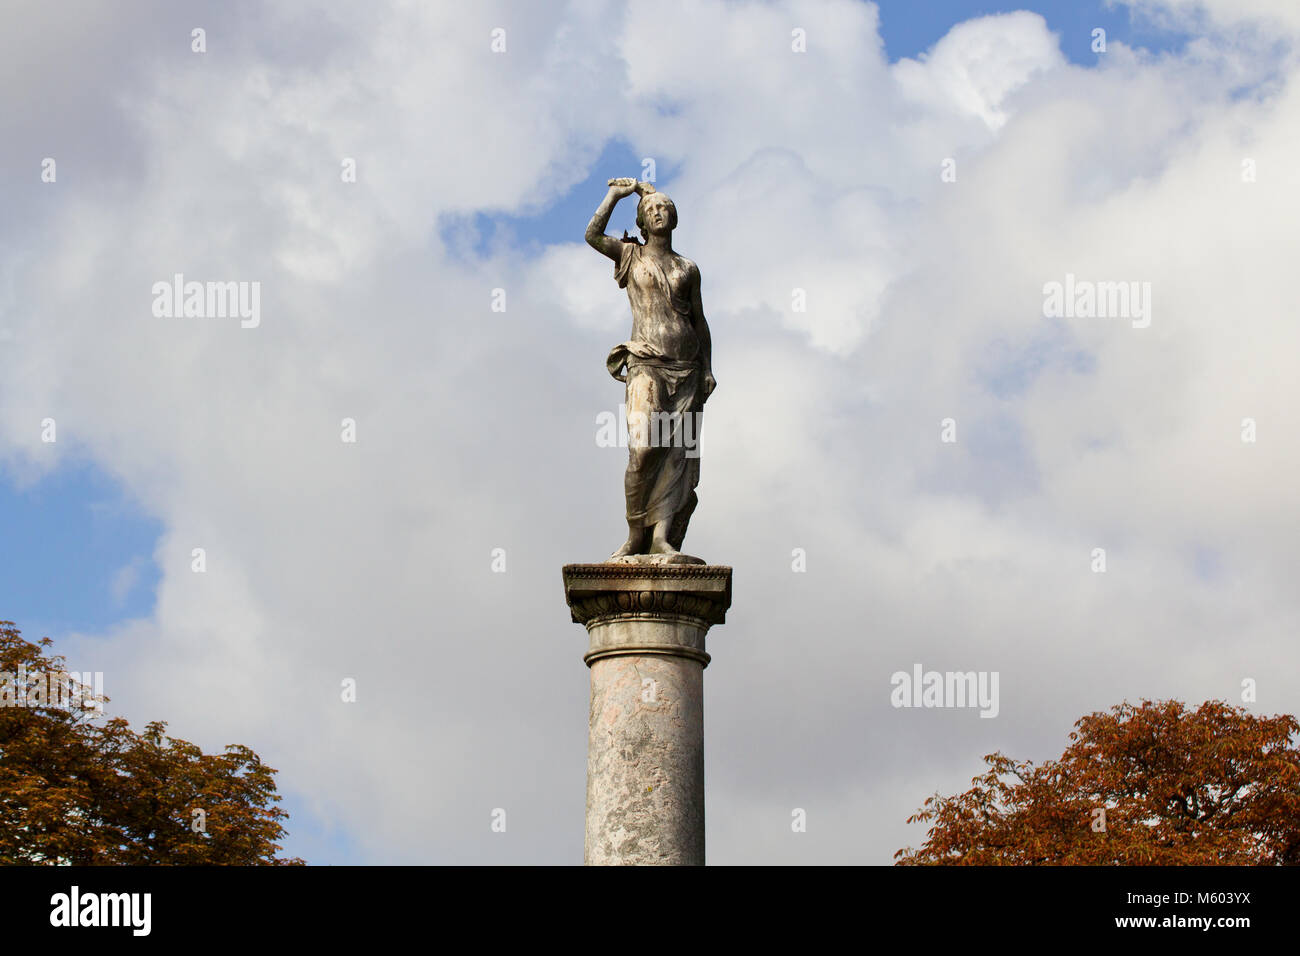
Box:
586 178 716 564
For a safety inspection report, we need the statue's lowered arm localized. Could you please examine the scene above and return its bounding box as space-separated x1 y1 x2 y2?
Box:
689 265 716 401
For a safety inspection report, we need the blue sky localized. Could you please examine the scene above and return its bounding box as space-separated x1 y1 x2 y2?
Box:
0 463 161 637
878 0 1187 64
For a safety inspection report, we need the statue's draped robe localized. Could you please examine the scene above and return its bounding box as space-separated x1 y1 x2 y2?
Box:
606 241 703 549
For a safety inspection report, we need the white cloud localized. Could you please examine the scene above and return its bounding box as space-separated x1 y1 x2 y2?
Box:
109 557 145 607
894 11 1064 130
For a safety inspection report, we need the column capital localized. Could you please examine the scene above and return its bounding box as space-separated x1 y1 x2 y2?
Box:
561 563 733 630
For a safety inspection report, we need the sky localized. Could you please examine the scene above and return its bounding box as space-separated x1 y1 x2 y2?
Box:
1 0 1297 864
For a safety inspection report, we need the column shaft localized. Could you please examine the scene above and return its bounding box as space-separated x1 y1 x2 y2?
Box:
562 564 732 866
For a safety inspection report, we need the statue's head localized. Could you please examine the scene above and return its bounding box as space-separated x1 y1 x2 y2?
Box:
636 192 677 240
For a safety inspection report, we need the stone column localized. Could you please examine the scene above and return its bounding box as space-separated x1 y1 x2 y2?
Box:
562 563 732 866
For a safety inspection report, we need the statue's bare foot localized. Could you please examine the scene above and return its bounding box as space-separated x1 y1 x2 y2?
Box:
648 537 679 557
609 531 647 560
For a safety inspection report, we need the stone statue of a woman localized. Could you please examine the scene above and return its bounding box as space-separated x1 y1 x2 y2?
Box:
586 177 716 563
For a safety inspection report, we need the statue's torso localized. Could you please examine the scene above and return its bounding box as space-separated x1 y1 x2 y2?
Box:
620 245 699 364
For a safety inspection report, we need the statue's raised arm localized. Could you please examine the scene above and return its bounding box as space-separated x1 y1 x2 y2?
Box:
586 178 654 261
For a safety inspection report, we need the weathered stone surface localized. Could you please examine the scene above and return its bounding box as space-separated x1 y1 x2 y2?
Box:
585 177 717 561
585 651 704 865
604 552 706 566
563 563 731 629
562 563 732 866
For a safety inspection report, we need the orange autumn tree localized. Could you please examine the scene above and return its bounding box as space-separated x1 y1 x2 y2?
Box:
896 699 1300 865
0 620 303 864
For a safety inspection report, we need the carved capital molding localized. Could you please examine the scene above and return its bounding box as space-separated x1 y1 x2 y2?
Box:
562 563 733 628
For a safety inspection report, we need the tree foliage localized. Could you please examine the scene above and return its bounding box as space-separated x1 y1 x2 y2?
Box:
896 699 1300 865
0 620 303 864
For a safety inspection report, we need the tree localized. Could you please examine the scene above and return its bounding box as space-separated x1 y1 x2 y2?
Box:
0 620 303 864
896 699 1300 865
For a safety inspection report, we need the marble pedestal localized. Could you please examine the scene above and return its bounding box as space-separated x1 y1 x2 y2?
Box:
562 563 733 866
